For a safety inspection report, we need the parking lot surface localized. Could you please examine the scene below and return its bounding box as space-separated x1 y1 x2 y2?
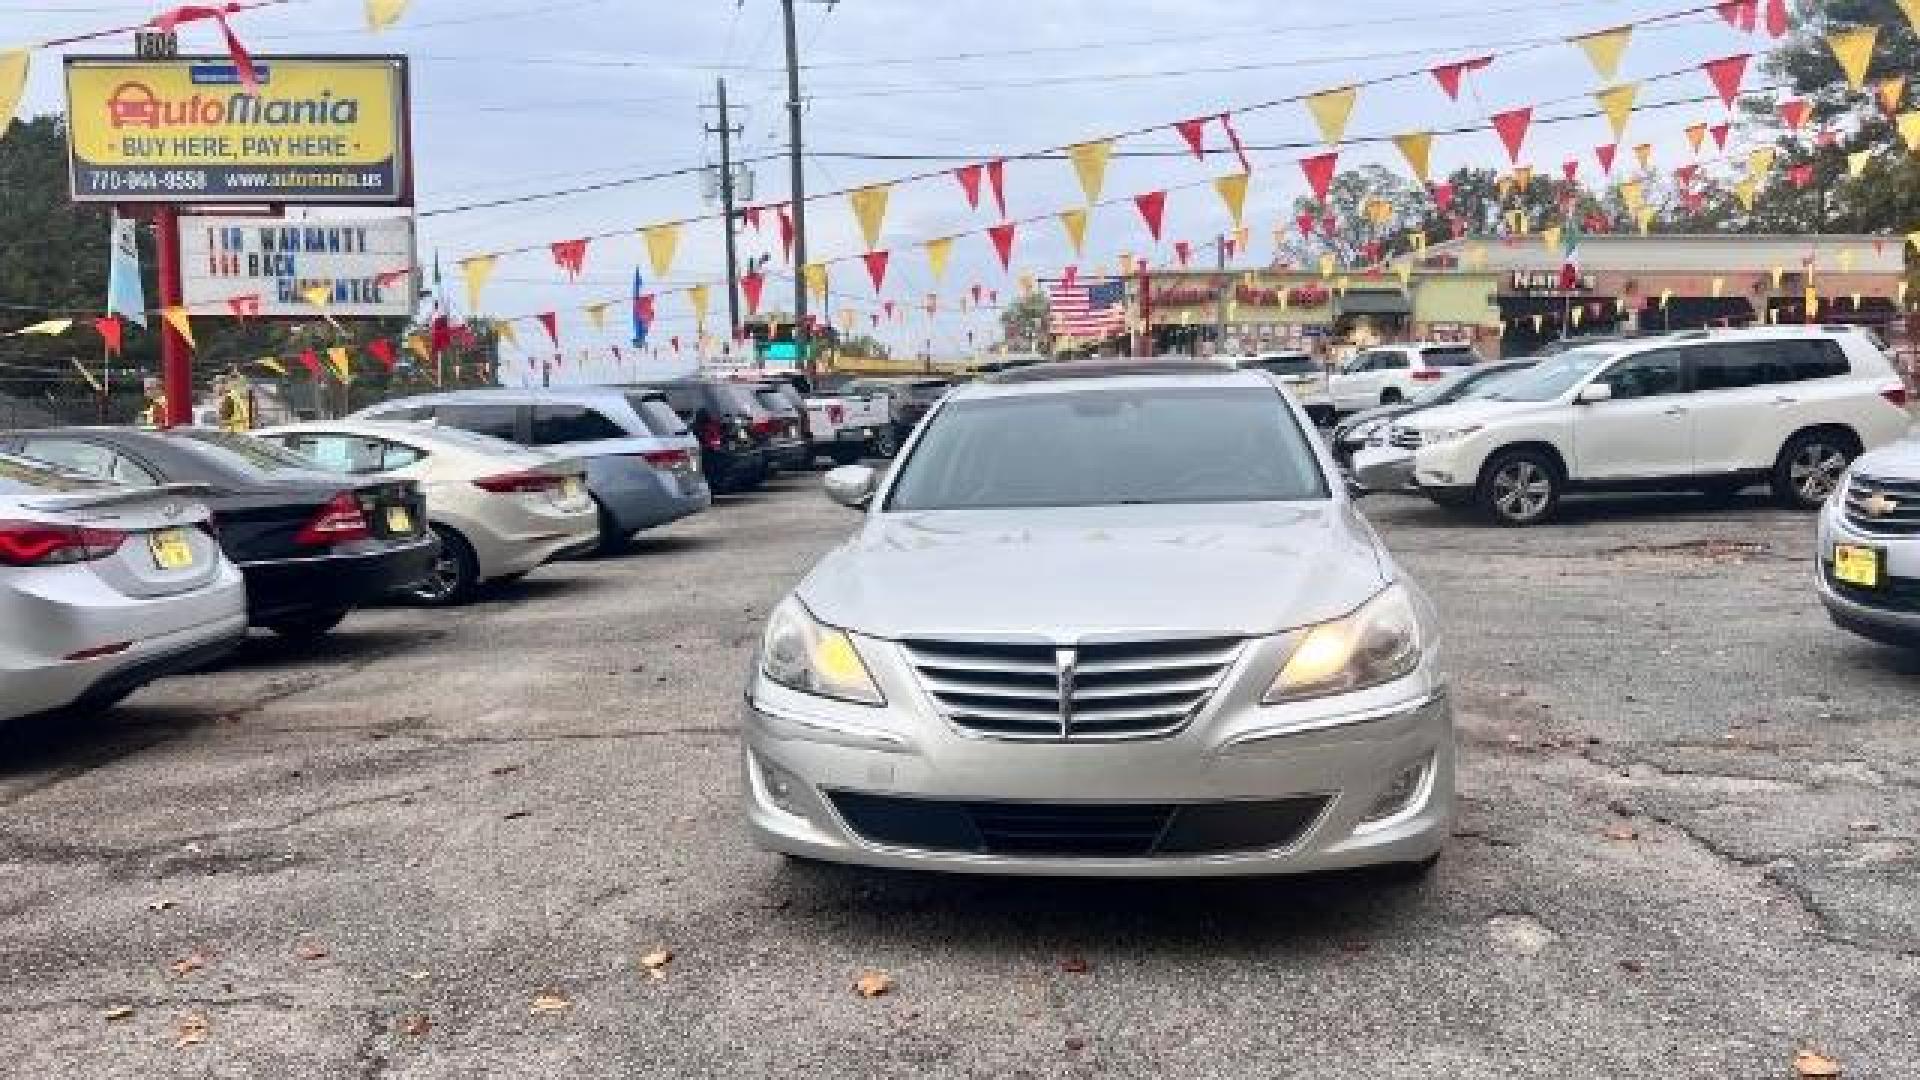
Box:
3 477 1916 1078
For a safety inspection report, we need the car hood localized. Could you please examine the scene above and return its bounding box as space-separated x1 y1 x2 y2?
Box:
1340 401 1418 432
1851 435 1920 479
798 502 1389 642
1404 398 1554 433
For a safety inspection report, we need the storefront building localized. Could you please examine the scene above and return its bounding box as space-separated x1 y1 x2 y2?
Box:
1134 270 1504 360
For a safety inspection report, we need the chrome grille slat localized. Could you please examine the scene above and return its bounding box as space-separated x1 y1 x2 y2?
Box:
904 636 1241 740
1845 474 1920 535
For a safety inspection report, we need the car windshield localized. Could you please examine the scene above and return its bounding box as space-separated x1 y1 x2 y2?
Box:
1419 364 1526 405
0 452 113 495
886 385 1329 511
173 429 321 475
627 395 688 436
1480 349 1614 402
1259 356 1316 376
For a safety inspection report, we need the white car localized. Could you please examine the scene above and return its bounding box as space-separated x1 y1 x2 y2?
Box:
1 453 246 722
258 421 597 605
1328 343 1482 415
1241 352 1336 426
1817 436 1920 649
1401 327 1912 526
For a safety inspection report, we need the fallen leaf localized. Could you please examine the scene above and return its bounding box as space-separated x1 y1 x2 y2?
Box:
1795 1049 1842 1077
400 1014 431 1038
170 951 209 976
1058 955 1090 974
103 1006 135 1022
1603 823 1639 843
529 992 571 1015
640 949 673 980
146 899 176 913
175 1013 208 1048
853 971 894 999
295 944 329 962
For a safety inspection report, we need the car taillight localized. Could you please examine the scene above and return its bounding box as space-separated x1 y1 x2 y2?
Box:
1411 369 1445 381
1882 386 1909 408
473 471 564 494
640 449 690 469
750 418 777 437
696 418 724 450
294 492 370 546
827 404 846 426
0 520 126 566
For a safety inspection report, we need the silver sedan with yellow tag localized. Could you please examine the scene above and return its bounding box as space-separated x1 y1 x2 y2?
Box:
1818 436 1920 648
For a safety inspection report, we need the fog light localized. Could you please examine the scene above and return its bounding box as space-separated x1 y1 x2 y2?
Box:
757 754 808 817
1361 756 1431 825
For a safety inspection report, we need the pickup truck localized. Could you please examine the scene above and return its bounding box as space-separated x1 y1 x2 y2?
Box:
806 392 897 465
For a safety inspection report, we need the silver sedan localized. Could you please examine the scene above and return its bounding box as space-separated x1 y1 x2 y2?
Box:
1 453 246 722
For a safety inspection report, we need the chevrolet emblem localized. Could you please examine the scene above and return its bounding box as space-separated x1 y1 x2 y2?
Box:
1861 492 1900 518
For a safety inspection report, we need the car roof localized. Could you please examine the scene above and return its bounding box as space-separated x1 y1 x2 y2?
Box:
966 361 1273 399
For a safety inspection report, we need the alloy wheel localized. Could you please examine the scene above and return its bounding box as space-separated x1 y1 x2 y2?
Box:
1492 459 1553 522
1789 442 1848 502
409 548 463 603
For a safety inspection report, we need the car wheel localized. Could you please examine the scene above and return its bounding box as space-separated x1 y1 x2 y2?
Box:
407 525 478 606
1477 449 1561 527
1772 432 1855 511
266 609 349 641
1380 388 1404 406
872 428 900 458
592 499 633 556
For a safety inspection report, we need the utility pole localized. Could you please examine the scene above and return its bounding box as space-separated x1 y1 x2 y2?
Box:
1213 235 1230 352
781 0 811 370
709 77 744 343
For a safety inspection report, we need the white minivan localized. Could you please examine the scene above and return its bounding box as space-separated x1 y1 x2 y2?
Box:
1400 327 1912 526
1328 343 1481 415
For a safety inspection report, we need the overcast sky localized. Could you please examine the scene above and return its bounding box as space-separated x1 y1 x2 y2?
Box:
12 0 1771 377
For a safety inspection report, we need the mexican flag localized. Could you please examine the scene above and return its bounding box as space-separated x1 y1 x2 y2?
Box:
1558 220 1584 291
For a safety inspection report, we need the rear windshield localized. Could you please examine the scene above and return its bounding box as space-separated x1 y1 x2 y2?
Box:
0 452 112 496
720 384 770 418
887 386 1328 511
754 390 791 413
172 429 322 475
1259 356 1316 376
627 395 689 437
1420 347 1479 368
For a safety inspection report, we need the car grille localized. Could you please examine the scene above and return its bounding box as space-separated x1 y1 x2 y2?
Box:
1389 426 1423 450
1844 473 1920 536
899 637 1243 741
827 791 1330 858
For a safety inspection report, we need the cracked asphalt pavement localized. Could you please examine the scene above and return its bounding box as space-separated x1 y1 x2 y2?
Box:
2 476 1917 1078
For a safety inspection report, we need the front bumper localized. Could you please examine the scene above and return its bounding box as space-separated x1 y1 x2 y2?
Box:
1816 504 1920 644
742 674 1454 878
1351 445 1418 493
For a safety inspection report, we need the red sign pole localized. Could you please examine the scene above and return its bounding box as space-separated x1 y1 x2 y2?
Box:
152 204 190 427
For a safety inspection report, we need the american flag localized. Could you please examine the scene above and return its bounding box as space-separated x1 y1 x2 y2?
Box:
1048 279 1129 340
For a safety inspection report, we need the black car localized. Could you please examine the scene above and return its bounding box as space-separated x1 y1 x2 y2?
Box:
1329 360 1538 467
2 428 436 639
743 382 811 472
631 379 768 494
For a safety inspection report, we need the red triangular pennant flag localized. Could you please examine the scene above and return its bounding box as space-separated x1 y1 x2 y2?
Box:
537 311 559 347
1777 98 1810 131
1300 151 1339 202
777 204 794 263
741 271 765 313
988 222 1017 271
1320 214 1338 238
550 238 589 280
1491 107 1532 163
1174 240 1192 266
92 315 123 356
298 349 321 377
1710 123 1731 151
1674 164 1699 187
1563 159 1580 184
1430 182 1455 212
152 6 259 89
367 339 396 370
1296 212 1318 238
1133 191 1167 242
1431 55 1493 100
883 299 897 321
1717 0 1756 32
954 164 983 209
1815 127 1838 148
1703 54 1749 109
635 293 656 325
862 250 890 293
986 159 1007 219
1596 143 1618 174
1175 117 1208 159
742 206 762 232
1788 163 1814 188
227 294 261 320
1763 0 1787 38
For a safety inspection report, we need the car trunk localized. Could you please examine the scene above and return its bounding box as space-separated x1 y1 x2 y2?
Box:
21 483 225 601
210 475 425 563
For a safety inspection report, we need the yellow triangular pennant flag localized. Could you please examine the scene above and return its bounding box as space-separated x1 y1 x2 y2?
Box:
1878 76 1906 116
255 357 288 377
15 318 73 336
0 48 27 136
1686 123 1709 155
804 262 829 303
301 285 332 310
458 256 497 312
1748 146 1776 179
1572 26 1633 81
687 284 710 335
1304 86 1358 145
1394 262 1412 287
1595 83 1638 143
162 306 196 350
1392 131 1433 183
494 319 519 350
642 224 681 279
1318 253 1336 279
1541 225 1563 253
848 184 890 251
1826 26 1877 92
1067 141 1113 204
1898 111 1920 152
1734 178 1758 211
1620 179 1645 211
1899 0 1920 33
327 346 353 382
406 334 430 363
365 0 410 31
924 237 954 282
1637 206 1656 234
1848 150 1871 177
1633 143 1653 171
1214 173 1250 229
1907 230 1920 253
1058 208 1089 256
584 301 612 332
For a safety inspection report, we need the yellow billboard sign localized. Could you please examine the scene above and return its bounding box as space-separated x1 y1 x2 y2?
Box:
64 56 410 204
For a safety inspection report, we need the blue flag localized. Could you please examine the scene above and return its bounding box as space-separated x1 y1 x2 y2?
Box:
106 215 147 328
632 268 651 347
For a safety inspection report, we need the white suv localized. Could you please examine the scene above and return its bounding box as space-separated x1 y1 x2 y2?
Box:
1400 327 1913 526
1329 343 1481 415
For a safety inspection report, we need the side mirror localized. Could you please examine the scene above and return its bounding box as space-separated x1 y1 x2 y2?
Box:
1577 382 1614 405
824 465 877 509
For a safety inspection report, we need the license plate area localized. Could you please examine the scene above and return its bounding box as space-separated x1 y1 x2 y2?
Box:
385 506 414 534
1833 544 1882 588
149 528 195 570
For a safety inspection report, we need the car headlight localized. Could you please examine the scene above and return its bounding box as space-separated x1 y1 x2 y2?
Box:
1264 584 1423 704
760 597 885 705
1348 420 1381 443
1423 424 1483 445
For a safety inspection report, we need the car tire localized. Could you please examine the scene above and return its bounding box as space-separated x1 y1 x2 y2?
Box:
1772 431 1855 511
266 609 349 641
1477 449 1561 527
407 525 479 607
1380 388 1404 406
592 499 633 556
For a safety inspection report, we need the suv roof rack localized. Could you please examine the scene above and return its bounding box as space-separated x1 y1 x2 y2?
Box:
986 359 1238 384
